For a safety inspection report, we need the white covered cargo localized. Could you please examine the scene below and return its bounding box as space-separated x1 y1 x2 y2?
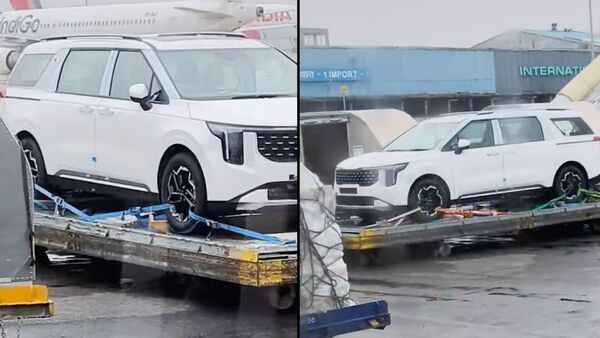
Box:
300 163 354 314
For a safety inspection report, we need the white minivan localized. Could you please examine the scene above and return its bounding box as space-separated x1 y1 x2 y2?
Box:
0 33 298 233
335 108 600 223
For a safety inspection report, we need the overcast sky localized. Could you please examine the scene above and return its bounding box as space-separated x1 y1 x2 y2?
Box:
300 0 599 47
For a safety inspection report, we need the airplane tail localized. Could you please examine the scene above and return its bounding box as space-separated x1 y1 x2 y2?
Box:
8 0 41 10
554 56 600 104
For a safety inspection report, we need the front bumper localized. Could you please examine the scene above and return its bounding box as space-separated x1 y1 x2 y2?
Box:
199 128 298 203
334 195 406 220
209 180 297 215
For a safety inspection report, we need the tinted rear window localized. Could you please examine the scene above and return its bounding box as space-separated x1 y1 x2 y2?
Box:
8 54 53 87
551 117 593 136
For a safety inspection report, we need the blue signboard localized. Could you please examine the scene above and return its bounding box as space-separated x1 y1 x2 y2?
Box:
300 68 370 82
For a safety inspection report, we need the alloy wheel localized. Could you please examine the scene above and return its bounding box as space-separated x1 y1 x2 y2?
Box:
23 149 39 183
417 185 443 216
166 166 197 222
560 171 582 200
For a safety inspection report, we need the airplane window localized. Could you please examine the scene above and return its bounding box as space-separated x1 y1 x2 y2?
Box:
135 19 139 25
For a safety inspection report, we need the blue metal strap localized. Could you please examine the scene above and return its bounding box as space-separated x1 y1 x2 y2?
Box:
34 184 95 223
189 210 296 245
89 204 172 221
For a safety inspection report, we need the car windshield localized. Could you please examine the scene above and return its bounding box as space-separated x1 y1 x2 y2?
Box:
384 121 459 151
158 48 297 100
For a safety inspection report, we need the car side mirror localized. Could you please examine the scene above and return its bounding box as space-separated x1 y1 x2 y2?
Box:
455 139 471 154
129 83 153 111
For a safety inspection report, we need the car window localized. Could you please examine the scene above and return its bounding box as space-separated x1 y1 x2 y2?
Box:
551 117 593 136
499 117 544 145
57 50 111 96
158 48 296 100
444 120 494 150
384 121 459 151
8 54 53 87
110 51 164 101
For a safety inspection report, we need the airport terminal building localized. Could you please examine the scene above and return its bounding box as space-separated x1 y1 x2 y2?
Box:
300 29 600 116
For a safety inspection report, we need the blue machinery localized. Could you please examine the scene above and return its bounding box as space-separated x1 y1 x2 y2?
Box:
300 301 391 338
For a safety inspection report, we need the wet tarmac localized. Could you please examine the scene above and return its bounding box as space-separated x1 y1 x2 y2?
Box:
344 226 600 338
0 257 297 338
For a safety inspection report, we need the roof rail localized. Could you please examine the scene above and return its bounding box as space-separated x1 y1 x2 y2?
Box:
436 111 480 117
41 34 143 41
143 32 246 39
482 103 569 111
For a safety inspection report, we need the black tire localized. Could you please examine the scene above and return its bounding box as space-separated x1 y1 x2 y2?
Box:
553 165 588 203
19 137 47 188
407 177 450 223
159 153 208 234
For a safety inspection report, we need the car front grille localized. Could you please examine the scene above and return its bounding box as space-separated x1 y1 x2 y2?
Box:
257 130 298 162
335 169 379 186
336 195 375 206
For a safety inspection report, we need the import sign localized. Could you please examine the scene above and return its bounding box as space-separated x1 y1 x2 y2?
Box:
300 68 369 82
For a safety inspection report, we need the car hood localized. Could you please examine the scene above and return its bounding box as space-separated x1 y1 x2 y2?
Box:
186 97 297 127
337 150 434 169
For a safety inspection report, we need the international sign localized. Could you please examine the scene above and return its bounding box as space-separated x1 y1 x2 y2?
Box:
519 65 585 77
300 68 369 82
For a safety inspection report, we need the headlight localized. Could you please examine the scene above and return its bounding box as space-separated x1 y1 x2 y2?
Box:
366 163 408 186
207 123 244 165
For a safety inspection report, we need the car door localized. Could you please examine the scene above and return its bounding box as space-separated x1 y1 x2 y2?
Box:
497 116 550 190
40 49 111 178
94 50 171 190
441 119 505 198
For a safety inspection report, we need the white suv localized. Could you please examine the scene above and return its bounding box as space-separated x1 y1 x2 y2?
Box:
0 33 297 233
334 108 600 223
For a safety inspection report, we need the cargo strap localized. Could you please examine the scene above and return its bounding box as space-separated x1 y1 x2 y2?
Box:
189 210 296 246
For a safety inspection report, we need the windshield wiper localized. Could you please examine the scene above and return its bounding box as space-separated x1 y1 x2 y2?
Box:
231 94 295 99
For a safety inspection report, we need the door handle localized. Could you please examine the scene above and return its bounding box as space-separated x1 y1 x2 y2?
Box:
79 105 93 114
486 152 500 156
98 108 114 117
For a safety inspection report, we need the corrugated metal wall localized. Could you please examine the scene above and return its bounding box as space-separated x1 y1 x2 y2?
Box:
300 47 593 100
300 47 496 98
493 50 591 95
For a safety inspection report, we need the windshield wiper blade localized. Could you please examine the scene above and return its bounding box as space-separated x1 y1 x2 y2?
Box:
231 94 295 99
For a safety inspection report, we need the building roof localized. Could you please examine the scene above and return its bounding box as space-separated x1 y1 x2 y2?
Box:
524 29 600 46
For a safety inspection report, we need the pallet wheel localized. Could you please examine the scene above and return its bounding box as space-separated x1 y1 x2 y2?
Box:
268 284 297 312
590 220 600 234
365 249 383 266
435 241 452 258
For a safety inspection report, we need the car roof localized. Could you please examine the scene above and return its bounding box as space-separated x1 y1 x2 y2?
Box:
427 107 582 121
422 112 477 123
23 33 268 54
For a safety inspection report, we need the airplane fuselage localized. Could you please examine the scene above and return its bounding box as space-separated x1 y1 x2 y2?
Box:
0 1 257 39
